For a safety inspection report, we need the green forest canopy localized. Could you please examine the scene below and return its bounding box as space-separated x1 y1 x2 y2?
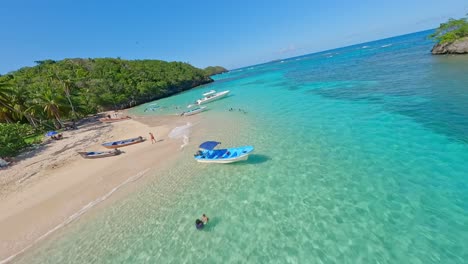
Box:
204 66 228 76
430 14 468 43
0 58 219 126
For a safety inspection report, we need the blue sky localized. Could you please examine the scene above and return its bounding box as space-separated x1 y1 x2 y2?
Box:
1 0 467 73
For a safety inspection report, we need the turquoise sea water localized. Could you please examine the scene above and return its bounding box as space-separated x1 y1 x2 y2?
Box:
16 30 468 263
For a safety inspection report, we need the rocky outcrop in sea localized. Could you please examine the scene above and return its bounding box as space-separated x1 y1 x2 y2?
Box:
431 37 468 54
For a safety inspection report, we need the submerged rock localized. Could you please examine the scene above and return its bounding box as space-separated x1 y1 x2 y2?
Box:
431 37 468 55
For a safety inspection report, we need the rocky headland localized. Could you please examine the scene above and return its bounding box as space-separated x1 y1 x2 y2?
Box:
431 37 468 54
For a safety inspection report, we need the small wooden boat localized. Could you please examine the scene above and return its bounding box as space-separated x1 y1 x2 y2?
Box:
99 116 131 123
78 149 121 159
102 136 145 149
194 141 254 164
181 106 207 116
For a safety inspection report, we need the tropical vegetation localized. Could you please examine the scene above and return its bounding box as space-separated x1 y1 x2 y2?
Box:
0 123 35 157
0 58 219 156
204 66 228 76
430 14 468 43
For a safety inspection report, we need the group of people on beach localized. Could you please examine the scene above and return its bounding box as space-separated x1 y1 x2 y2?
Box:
106 111 121 119
51 133 63 140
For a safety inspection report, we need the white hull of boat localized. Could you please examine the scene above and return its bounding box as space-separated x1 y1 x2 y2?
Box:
197 90 230 105
183 106 206 116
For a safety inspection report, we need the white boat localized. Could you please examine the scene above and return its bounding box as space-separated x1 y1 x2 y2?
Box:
181 106 206 116
195 90 230 105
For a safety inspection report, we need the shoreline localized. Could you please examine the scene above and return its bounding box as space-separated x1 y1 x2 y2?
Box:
0 113 201 262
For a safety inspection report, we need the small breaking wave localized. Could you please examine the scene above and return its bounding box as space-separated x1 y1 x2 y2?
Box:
168 123 193 150
168 122 192 139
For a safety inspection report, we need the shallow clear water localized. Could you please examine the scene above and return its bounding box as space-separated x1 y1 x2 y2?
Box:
17 30 468 263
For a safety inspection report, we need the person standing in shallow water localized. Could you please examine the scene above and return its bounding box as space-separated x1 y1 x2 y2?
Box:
149 132 156 144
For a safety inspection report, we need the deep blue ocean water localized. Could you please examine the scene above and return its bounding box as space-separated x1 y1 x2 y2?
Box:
16 30 468 263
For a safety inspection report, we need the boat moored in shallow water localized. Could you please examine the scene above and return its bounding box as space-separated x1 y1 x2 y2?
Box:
194 141 254 164
193 90 230 106
181 106 206 116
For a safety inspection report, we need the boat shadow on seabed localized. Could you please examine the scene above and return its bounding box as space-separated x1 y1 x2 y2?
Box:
230 154 270 165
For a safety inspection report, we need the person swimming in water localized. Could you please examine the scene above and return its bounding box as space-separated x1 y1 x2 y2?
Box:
195 219 204 229
201 214 209 224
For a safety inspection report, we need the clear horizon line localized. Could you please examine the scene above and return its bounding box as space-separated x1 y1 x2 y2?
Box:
1 28 436 75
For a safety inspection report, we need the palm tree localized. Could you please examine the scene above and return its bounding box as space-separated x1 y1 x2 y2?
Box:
50 61 89 119
0 81 43 127
0 105 13 123
0 83 16 122
0 82 10 106
33 86 68 128
50 69 78 119
10 85 41 127
62 79 77 118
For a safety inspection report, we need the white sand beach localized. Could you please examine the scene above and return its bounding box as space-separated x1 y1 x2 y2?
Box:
0 113 200 261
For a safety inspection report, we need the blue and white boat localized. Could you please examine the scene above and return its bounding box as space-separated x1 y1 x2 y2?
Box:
78 149 121 159
194 141 254 164
102 136 145 149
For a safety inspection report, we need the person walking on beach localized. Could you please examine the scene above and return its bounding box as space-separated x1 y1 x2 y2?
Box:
149 132 156 144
